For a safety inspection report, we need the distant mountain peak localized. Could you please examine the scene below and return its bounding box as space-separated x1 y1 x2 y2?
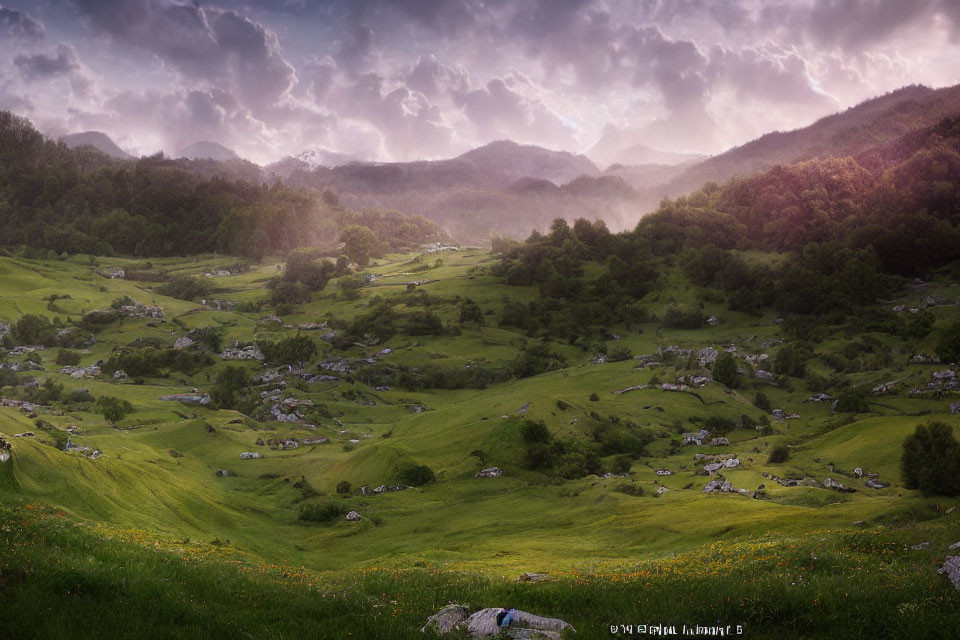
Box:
455 139 599 185
59 131 132 159
177 141 239 162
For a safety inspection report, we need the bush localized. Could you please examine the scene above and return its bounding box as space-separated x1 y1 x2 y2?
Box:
607 346 632 362
157 276 211 301
712 352 740 388
520 420 551 444
835 389 869 413
55 349 81 366
397 463 436 487
589 392 600 401
615 483 644 497
270 281 311 306
611 455 632 475
768 444 790 463
753 391 772 413
336 480 351 494
459 299 484 325
298 502 347 524
901 421 960 496
660 307 705 329
258 335 317 365
936 320 960 363
522 442 554 470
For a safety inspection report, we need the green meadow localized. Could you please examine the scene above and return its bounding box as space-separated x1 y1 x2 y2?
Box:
1 249 959 638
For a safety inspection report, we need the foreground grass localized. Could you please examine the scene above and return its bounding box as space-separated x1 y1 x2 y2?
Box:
2 501 958 639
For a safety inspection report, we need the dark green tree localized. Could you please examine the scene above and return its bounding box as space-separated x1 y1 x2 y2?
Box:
901 421 960 496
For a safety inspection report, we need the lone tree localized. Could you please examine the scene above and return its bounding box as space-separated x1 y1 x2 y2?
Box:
901 421 960 496
712 351 740 388
97 396 134 426
338 225 378 269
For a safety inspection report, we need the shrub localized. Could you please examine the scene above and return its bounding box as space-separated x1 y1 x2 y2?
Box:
607 346 632 362
522 442 554 470
615 483 644 497
397 463 436 487
901 421 960 496
257 335 317 365
459 299 484 325
712 351 740 388
936 320 960 363
768 444 790 463
55 349 81 366
298 502 347 524
611 455 632 475
753 391 772 413
835 389 869 413
336 480 351 494
589 392 600 401
157 276 211 301
520 420 551 444
660 307 705 329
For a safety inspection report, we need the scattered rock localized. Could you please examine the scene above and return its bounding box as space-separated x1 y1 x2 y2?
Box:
159 393 211 406
475 467 502 478
420 604 471 635
612 384 648 395
939 556 960 591
215 469 230 477
239 452 262 460
864 479 889 489
516 402 532 415
908 541 930 551
345 511 362 521
823 477 855 493
460 608 574 639
220 345 264 360
516 572 550 582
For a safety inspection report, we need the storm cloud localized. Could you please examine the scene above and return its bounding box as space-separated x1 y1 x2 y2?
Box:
0 0 957 163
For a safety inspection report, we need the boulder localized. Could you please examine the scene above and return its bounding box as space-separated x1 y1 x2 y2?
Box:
345 511 362 521
939 556 960 591
462 608 574 639
864 479 889 489
215 469 230 477
823 477 855 492
723 458 740 468
420 604 471 635
656 486 669 496
239 452 262 460
516 572 550 582
173 335 195 349
475 467 503 478
516 402 532 415
709 437 730 446
703 462 724 474
952 401 960 416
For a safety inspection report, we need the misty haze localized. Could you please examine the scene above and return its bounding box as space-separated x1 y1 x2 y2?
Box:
1 1 960 639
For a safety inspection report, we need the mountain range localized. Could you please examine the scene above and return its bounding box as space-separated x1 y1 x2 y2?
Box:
49 81 960 243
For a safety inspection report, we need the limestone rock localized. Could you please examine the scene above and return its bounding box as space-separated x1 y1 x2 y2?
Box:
345 511 362 521
939 556 960 591
239 452 262 460
420 604 470 634
475 467 503 478
215 469 229 477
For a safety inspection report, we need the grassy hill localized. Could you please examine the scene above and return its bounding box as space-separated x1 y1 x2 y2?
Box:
1 247 959 637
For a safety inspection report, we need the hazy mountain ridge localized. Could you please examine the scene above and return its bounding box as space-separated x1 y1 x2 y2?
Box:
662 84 960 198
177 141 239 161
59 131 133 159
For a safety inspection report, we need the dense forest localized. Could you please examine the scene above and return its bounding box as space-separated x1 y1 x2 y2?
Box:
490 114 960 344
0 112 444 258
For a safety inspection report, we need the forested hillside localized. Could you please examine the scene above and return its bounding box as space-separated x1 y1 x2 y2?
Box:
0 112 444 259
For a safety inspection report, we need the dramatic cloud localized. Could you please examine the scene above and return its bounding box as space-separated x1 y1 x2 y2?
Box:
0 4 45 40
0 0 957 163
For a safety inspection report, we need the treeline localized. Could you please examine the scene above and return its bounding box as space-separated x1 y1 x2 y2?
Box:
0 112 444 258
639 115 960 276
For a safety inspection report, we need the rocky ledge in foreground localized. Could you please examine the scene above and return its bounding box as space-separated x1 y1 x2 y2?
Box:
421 604 574 639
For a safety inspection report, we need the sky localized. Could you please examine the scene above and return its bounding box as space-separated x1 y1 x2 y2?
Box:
1 0 959 165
